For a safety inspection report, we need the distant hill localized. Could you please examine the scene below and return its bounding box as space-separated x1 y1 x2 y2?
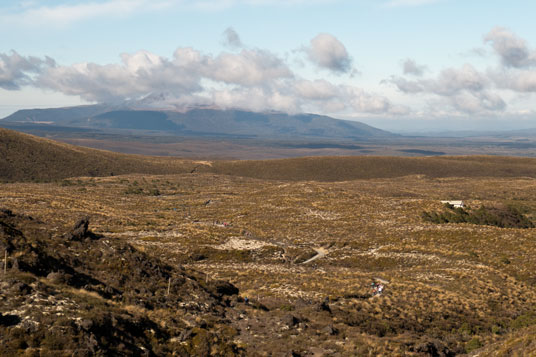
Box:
3 127 536 182
1 105 395 140
207 155 536 181
0 128 199 182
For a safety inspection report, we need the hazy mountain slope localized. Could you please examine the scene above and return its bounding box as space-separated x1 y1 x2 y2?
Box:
165 109 393 138
0 128 199 181
2 104 110 126
1 106 394 139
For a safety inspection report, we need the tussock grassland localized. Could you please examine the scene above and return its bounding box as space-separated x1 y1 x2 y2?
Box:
0 128 199 181
2 127 536 355
207 155 536 181
2 170 536 355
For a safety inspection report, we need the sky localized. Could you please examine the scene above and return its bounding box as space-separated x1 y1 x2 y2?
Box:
1 0 536 132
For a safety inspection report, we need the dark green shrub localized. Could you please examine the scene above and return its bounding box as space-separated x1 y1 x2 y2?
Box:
422 204 534 228
465 337 482 353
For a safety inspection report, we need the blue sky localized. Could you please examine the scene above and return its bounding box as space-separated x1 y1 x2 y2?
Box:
1 0 536 131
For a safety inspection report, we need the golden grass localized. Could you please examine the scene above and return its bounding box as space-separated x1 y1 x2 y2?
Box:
1 170 535 354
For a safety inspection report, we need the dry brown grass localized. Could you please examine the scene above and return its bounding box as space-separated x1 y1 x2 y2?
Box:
1 169 536 354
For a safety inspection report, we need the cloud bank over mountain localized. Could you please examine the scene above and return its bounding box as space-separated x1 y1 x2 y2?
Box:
0 31 401 116
1 25 536 120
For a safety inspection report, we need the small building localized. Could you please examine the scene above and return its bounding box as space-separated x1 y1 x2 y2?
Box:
441 200 464 208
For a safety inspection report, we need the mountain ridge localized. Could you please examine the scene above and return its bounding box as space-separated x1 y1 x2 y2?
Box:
1 105 395 140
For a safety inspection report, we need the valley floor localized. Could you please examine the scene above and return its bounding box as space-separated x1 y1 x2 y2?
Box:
1 172 536 355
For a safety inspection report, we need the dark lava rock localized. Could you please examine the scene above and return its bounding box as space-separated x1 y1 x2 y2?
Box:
0 209 14 217
212 280 239 297
0 314 21 327
46 271 71 284
414 339 453 357
282 314 300 327
67 217 90 241
11 282 31 295
318 297 331 313
321 324 338 336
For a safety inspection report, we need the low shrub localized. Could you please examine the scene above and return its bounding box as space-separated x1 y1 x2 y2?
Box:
422 203 534 228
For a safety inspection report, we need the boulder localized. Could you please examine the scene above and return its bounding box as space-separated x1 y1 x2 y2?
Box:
66 217 90 241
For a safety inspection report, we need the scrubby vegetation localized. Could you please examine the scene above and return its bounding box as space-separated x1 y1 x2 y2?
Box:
422 203 535 228
2 130 536 355
1 171 536 355
0 128 199 182
0 209 243 356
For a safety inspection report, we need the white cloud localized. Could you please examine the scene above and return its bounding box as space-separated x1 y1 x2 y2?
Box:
489 68 536 93
1 44 398 116
0 51 52 90
0 0 174 27
385 27 536 116
36 51 202 103
484 26 536 68
483 27 536 94
402 58 426 76
0 0 343 26
389 64 505 114
306 33 353 73
222 27 243 49
391 64 488 95
205 49 293 86
294 79 338 100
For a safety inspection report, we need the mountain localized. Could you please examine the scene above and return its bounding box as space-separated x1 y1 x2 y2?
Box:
1 105 395 140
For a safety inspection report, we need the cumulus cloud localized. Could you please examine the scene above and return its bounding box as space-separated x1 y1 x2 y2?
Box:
306 33 352 73
292 80 407 115
294 79 338 100
402 58 426 76
391 64 487 95
489 68 536 93
388 27 536 114
222 27 243 49
389 64 505 114
0 51 53 90
0 44 400 116
36 51 202 103
387 27 536 115
482 27 536 94
484 27 536 68
206 49 293 86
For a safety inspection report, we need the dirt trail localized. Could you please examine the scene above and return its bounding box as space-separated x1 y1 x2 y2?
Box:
301 247 328 265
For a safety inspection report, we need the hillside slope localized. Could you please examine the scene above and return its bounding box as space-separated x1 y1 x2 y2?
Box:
207 155 536 181
0 128 199 181
0 209 243 356
3 127 536 182
2 105 394 139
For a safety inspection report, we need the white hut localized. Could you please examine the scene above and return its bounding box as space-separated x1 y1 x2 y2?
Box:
441 200 464 208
